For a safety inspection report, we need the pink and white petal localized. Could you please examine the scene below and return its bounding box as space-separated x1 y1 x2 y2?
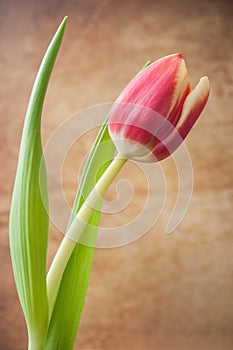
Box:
115 53 184 118
151 77 210 162
151 128 184 162
155 82 191 142
109 130 152 159
166 58 190 122
109 103 167 148
176 76 210 139
167 74 191 127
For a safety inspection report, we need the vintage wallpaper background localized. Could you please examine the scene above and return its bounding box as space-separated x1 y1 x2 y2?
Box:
0 0 232 349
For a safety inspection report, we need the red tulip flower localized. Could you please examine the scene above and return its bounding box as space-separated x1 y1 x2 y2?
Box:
108 53 210 162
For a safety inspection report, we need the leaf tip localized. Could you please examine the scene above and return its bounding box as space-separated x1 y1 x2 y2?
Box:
59 16 68 32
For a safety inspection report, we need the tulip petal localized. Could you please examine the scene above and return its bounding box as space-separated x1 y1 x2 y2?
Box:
166 58 191 125
176 76 210 139
151 76 210 162
155 65 191 141
115 53 184 118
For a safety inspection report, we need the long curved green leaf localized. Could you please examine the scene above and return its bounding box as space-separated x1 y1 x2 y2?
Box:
9 17 67 350
45 120 115 350
45 61 151 350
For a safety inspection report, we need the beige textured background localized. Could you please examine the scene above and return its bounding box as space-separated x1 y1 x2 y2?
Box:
0 0 233 349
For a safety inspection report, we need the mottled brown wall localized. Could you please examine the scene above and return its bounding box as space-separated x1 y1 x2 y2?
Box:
0 0 233 349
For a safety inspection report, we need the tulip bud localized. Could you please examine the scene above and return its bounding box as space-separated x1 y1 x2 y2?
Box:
108 53 210 162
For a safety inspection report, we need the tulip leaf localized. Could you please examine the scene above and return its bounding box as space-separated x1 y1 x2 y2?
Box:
45 119 115 350
9 17 67 350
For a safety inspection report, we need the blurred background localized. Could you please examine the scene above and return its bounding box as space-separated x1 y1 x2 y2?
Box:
0 0 233 349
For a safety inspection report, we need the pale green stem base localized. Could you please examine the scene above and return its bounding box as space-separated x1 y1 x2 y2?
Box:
28 329 47 350
47 155 127 316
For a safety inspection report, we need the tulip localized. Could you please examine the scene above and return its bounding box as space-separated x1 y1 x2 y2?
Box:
108 53 210 162
47 54 210 308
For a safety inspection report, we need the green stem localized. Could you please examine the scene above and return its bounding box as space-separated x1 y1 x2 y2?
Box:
47 155 127 316
28 331 46 350
28 340 43 350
